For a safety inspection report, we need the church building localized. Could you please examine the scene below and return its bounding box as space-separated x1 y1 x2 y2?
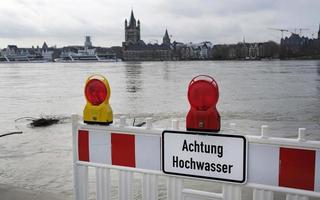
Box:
124 10 140 46
122 10 172 61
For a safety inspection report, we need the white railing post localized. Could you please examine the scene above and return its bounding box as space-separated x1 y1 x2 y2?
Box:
142 173 158 200
298 128 306 142
182 188 223 200
167 177 183 200
75 165 89 200
253 188 273 200
72 114 78 200
119 170 133 200
72 114 89 200
223 184 241 200
167 119 183 200
95 167 111 200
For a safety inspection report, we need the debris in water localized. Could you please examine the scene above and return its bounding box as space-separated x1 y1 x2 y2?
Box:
0 131 23 138
15 115 68 128
133 118 146 127
30 117 60 127
135 122 146 127
14 117 36 122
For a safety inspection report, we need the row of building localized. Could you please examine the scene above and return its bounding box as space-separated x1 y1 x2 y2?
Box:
120 10 320 61
210 41 280 60
0 37 119 62
0 40 290 63
279 28 320 59
1 10 319 62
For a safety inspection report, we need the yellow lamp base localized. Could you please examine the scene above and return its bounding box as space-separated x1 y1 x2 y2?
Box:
83 103 113 125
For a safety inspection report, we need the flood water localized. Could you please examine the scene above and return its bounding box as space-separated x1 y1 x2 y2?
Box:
0 60 319 198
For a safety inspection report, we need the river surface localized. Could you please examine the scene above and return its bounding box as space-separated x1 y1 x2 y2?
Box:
0 60 319 199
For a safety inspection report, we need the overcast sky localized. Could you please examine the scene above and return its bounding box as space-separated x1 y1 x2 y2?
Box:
0 0 319 48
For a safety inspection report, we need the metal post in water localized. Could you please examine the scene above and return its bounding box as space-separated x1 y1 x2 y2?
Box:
120 116 126 127
229 123 236 134
172 119 179 130
146 117 152 129
261 125 269 138
298 128 307 142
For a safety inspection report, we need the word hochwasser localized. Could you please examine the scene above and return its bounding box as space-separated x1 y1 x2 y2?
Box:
172 139 233 174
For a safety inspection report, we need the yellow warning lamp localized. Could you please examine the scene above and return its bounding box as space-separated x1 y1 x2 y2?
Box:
83 75 113 125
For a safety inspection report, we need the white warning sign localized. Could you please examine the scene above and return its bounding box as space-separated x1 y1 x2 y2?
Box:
162 130 247 183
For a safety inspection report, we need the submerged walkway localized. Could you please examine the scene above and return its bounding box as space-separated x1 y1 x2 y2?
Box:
0 184 65 200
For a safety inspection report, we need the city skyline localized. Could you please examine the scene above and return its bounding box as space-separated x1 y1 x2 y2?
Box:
0 0 319 48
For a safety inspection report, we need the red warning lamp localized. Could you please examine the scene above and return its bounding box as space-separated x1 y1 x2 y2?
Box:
85 79 108 106
186 75 220 132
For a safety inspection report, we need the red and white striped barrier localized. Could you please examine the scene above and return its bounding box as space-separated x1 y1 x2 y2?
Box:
76 128 320 192
72 115 320 200
248 143 320 192
77 130 161 170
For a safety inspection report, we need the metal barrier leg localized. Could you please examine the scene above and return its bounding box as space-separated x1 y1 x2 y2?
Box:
96 167 111 200
142 174 158 200
74 165 89 200
183 189 223 200
223 184 241 200
253 189 273 200
167 177 183 200
286 194 309 200
119 170 133 200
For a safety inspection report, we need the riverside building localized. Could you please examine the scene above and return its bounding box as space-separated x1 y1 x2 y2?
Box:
279 24 320 59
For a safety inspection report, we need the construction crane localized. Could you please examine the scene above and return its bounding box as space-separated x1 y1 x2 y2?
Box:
293 28 309 35
268 28 289 39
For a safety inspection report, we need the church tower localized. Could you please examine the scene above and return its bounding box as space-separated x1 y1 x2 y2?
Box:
163 29 171 45
124 10 140 46
84 36 92 49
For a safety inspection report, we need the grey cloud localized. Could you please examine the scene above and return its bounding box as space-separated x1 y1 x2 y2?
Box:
0 0 319 47
159 0 277 18
0 22 39 38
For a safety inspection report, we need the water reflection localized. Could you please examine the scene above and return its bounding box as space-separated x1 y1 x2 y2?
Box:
317 61 320 94
163 62 170 80
124 62 143 93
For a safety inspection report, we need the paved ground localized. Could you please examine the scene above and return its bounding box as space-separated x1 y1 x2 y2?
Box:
0 184 66 200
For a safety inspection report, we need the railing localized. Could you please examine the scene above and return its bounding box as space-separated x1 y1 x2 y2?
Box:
72 114 320 200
